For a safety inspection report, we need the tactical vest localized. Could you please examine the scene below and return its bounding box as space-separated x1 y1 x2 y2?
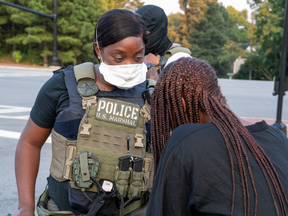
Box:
158 47 192 70
47 63 154 216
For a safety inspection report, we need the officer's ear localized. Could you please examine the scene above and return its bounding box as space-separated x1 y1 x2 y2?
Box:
94 42 102 60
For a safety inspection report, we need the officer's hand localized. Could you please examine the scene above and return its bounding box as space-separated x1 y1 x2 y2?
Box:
144 53 160 66
12 207 34 216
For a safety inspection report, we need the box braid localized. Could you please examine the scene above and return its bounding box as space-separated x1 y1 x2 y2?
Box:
150 57 288 216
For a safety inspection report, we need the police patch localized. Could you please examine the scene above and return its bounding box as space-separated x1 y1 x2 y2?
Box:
95 98 140 128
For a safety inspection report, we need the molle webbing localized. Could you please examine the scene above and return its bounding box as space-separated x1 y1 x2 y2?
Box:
70 102 148 193
50 129 77 182
70 145 130 192
77 105 146 157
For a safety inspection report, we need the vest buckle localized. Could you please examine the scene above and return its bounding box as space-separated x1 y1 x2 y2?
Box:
134 134 144 148
82 96 97 109
80 124 92 137
140 104 150 123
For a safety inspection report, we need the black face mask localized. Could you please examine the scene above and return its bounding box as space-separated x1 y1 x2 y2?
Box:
136 5 173 56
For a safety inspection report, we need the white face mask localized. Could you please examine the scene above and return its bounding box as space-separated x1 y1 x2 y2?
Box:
99 62 147 89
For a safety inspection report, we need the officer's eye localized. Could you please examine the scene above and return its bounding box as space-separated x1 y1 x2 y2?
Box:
135 55 143 62
113 56 124 62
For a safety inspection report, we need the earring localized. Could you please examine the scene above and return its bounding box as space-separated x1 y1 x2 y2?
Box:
98 56 101 60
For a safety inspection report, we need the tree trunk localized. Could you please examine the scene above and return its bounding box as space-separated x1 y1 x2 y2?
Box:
74 52 77 66
43 41 48 67
12 21 15 51
29 25 31 49
43 22 48 67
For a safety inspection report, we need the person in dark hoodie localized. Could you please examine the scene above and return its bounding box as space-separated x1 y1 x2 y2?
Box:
136 5 191 80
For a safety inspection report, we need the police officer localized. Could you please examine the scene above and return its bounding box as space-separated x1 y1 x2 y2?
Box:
136 5 191 80
13 9 152 216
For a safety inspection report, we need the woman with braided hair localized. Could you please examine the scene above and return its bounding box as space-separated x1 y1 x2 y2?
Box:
147 57 288 216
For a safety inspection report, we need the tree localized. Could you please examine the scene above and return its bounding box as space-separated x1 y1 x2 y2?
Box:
167 12 190 48
3 0 53 65
4 0 32 54
189 3 228 69
179 0 217 26
105 0 144 11
217 6 250 76
56 0 107 66
251 0 286 78
247 0 263 9
226 6 250 43
0 3 11 56
235 52 273 80
167 2 252 76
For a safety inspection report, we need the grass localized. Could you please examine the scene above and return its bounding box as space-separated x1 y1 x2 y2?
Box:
0 54 40 66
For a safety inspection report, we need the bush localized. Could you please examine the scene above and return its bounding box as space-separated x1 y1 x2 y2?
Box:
22 49 43 66
234 62 268 80
12 50 22 63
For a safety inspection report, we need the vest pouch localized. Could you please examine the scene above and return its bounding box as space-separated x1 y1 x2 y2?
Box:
142 156 154 192
127 171 144 199
36 188 75 216
68 185 97 215
115 167 131 200
50 129 77 182
73 151 101 189
86 178 119 216
68 151 101 215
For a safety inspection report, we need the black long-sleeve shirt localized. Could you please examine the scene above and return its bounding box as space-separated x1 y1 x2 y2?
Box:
147 121 288 216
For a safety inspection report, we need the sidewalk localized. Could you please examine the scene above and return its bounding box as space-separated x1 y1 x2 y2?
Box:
0 63 61 71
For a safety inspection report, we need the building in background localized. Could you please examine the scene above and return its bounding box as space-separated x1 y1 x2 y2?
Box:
233 46 255 75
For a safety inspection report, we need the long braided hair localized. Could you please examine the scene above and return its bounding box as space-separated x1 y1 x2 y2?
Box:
150 57 288 216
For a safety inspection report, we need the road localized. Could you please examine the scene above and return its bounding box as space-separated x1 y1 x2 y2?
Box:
219 78 288 121
0 67 287 214
0 67 53 215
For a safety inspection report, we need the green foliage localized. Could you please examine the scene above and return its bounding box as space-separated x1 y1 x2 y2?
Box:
57 50 76 64
167 13 188 46
105 0 144 11
247 0 263 9
12 50 22 63
0 0 146 66
238 0 288 80
0 16 8 25
189 3 228 68
23 49 43 65
234 52 272 80
168 2 250 76
0 0 111 66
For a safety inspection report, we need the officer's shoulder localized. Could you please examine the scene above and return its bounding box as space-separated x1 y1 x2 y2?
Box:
52 66 66 75
165 47 191 58
44 67 67 88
